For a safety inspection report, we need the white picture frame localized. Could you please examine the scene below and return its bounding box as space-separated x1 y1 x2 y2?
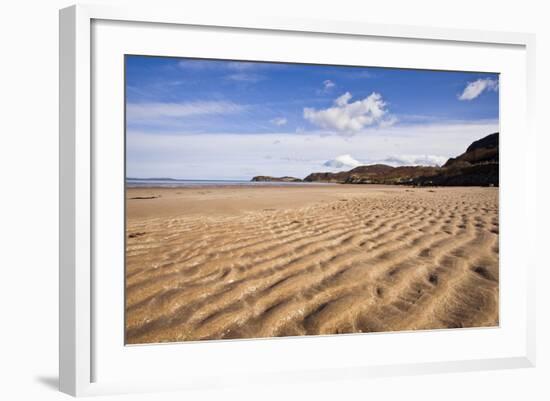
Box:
59 3 536 397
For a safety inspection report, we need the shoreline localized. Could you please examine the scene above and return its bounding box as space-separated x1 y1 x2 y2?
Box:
125 181 339 189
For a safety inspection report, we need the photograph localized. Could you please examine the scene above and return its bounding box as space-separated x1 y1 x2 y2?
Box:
124 55 499 344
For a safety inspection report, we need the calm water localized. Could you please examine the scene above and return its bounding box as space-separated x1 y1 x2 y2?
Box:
126 178 335 188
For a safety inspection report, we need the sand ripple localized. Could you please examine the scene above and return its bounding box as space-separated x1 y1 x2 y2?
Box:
125 187 498 344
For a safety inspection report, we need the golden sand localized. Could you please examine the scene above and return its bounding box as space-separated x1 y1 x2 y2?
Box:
125 185 499 344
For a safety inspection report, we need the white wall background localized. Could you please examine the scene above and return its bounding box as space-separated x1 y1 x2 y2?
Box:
0 0 547 400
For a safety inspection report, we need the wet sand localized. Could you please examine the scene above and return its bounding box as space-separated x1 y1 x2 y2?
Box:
125 185 499 344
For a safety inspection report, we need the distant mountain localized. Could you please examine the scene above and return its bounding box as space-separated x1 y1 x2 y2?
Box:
303 132 499 187
304 164 440 185
251 175 302 182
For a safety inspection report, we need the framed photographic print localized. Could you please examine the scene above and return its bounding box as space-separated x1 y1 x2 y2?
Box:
59 4 536 397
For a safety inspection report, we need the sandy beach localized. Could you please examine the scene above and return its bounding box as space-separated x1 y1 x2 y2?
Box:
125 184 499 344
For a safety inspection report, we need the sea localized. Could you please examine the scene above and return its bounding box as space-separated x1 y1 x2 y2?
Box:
126 178 334 188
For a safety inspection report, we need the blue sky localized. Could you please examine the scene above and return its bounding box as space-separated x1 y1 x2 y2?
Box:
126 55 499 180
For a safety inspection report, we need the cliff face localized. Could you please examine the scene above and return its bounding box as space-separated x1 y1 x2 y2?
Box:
304 132 499 187
414 132 499 186
443 132 498 168
413 163 498 186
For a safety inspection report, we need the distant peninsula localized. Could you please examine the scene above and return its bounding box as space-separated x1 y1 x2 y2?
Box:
251 176 303 182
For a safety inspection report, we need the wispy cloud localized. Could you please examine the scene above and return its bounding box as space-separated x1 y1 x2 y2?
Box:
458 78 499 101
356 70 374 79
177 59 269 83
323 79 335 90
226 73 264 83
323 153 445 169
331 69 374 80
316 79 336 95
226 61 261 71
127 120 498 179
177 60 221 70
270 117 288 126
127 101 246 120
304 92 396 134
382 154 447 167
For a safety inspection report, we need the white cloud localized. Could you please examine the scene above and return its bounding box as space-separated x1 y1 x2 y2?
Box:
304 92 395 134
383 154 447 167
127 101 246 120
270 117 288 126
458 78 499 101
323 154 362 169
323 79 335 90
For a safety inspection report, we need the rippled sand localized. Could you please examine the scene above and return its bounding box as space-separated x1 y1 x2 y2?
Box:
125 185 498 344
